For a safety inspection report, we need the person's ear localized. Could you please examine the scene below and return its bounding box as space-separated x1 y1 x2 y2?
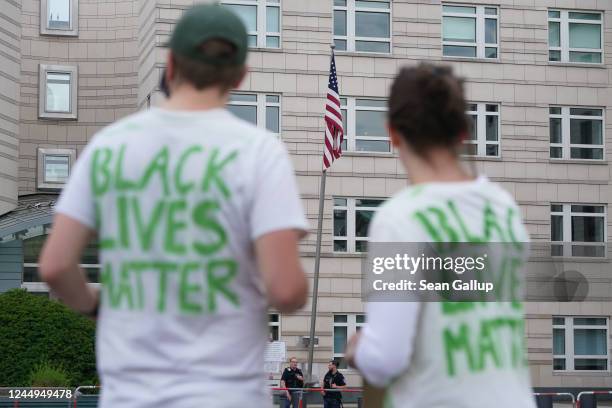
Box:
166 52 176 84
387 123 402 148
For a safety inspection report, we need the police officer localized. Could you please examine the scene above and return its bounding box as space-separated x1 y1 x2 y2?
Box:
322 360 347 408
280 357 304 408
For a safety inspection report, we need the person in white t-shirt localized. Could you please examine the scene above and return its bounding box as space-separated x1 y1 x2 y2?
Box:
39 5 309 408
345 64 536 408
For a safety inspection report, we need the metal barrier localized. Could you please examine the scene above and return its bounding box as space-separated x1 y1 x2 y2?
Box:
0 399 73 407
73 386 100 408
0 387 100 408
533 391 576 408
272 387 363 407
8 387 612 407
74 386 100 396
0 386 362 407
577 390 612 408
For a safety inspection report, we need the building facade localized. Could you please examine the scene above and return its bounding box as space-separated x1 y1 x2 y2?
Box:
0 0 611 393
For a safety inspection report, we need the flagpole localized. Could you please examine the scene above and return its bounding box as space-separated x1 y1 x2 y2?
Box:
306 169 326 382
306 43 335 383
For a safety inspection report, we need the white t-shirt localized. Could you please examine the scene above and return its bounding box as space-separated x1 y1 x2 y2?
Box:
355 176 536 408
55 107 309 408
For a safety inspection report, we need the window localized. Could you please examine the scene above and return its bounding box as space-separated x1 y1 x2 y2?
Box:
548 10 603 64
549 107 604 160
553 317 609 371
269 313 280 341
227 93 280 135
39 65 78 120
37 148 76 189
464 103 500 157
222 0 280 48
23 235 100 284
551 204 606 257
334 198 384 253
40 0 78 36
340 98 388 153
333 314 365 368
333 0 391 53
442 4 498 59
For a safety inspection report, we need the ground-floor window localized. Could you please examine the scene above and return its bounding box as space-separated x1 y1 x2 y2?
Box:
22 235 100 286
269 313 280 341
553 316 609 371
333 314 365 368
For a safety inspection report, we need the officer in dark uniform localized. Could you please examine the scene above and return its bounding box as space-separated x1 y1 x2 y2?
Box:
322 360 347 408
280 357 304 408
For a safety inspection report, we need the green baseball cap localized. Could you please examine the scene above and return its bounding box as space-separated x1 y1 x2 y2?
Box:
168 3 248 66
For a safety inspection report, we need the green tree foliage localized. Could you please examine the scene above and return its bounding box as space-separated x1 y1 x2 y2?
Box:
0 289 97 387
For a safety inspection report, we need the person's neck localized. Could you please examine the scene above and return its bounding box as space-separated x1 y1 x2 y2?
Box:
401 147 473 185
330 368 337 374
162 86 228 111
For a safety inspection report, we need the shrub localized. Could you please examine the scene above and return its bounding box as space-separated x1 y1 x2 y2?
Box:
29 361 71 387
0 289 96 387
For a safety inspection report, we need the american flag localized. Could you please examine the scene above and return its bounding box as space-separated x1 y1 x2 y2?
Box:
323 51 344 170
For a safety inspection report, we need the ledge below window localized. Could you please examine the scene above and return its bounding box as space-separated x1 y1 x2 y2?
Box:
441 56 500 64
249 47 283 53
342 151 397 158
301 251 366 258
334 50 394 59
549 159 608 165
461 155 503 162
553 370 611 376
548 62 606 69
550 256 609 263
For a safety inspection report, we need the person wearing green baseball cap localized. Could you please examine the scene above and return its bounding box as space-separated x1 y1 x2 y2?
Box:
39 4 309 408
